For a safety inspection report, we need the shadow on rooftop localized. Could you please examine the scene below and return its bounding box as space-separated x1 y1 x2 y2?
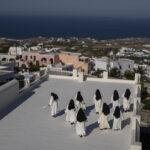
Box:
109 119 113 128
0 77 48 120
86 121 99 136
86 105 94 116
109 103 112 109
109 117 131 129
122 118 131 129
56 109 65 117
120 105 124 112
130 103 134 112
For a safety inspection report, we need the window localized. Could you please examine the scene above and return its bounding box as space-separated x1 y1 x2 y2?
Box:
25 55 28 60
30 56 32 59
34 56 36 61
41 58 47 63
128 65 130 68
119 65 122 70
50 58 53 64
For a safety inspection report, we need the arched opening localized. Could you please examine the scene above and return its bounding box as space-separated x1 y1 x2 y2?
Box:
2 58 7 62
9 58 15 62
41 58 47 63
50 58 53 64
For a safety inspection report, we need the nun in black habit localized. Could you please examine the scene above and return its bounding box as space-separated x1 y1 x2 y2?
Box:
48 93 59 117
75 108 87 137
122 88 132 112
111 90 120 110
75 91 86 110
98 103 110 130
112 106 123 130
93 89 103 114
65 99 76 124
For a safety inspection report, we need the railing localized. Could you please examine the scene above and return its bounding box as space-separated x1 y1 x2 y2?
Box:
19 68 48 91
48 69 72 76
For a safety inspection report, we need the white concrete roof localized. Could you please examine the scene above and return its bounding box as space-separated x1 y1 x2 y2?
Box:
0 78 134 150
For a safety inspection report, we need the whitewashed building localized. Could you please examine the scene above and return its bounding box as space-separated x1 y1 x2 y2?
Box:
9 46 25 56
93 57 109 71
94 57 134 74
30 46 43 51
110 59 134 74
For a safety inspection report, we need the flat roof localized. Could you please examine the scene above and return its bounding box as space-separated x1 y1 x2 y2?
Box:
60 51 81 56
0 78 134 150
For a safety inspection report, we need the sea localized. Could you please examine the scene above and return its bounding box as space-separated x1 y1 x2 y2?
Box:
0 16 150 40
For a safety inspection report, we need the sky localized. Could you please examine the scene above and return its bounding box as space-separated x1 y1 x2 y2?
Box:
0 0 150 19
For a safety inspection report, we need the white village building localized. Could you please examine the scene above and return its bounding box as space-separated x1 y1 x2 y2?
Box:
9 46 25 56
110 59 134 74
93 57 134 74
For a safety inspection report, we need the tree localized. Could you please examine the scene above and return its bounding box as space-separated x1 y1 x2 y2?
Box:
134 66 147 81
109 67 121 78
92 69 103 78
124 70 134 80
0 46 9 53
28 62 40 72
141 82 148 101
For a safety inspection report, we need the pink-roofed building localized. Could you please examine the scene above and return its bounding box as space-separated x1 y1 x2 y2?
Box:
16 51 59 68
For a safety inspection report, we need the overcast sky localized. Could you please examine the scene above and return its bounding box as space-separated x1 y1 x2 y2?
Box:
0 0 150 18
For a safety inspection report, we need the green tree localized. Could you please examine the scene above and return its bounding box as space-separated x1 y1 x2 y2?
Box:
109 67 121 78
124 70 134 80
141 82 148 101
92 69 103 78
0 47 9 53
28 62 40 72
143 99 150 110
134 66 147 81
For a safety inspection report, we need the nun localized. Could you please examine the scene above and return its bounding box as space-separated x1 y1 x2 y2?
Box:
65 99 76 125
112 106 123 130
111 90 120 110
75 108 87 137
98 103 110 130
75 91 86 110
48 93 59 117
93 89 103 114
122 88 132 112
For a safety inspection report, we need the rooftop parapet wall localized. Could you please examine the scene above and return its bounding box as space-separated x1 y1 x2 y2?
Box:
131 74 142 150
0 79 19 113
49 70 140 85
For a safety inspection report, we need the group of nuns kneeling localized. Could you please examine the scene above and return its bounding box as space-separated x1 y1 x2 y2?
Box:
48 88 132 138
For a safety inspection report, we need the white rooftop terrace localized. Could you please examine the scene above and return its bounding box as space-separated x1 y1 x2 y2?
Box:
0 77 137 150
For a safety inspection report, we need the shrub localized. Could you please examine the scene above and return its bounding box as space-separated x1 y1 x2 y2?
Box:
92 69 103 78
143 99 150 111
124 70 134 80
109 67 121 78
28 62 40 72
141 82 148 101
